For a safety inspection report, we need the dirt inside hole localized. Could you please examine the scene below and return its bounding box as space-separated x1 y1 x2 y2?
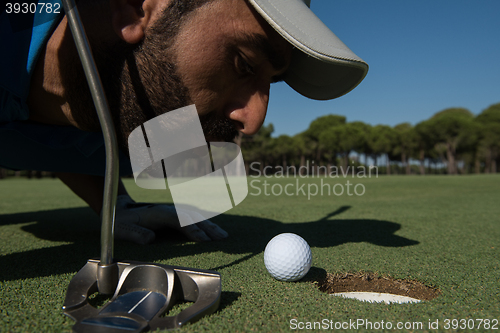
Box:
317 272 440 301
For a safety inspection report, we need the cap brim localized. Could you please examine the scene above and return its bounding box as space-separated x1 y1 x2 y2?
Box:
248 0 368 100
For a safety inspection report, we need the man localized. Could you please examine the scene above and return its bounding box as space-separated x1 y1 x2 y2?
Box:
0 0 368 244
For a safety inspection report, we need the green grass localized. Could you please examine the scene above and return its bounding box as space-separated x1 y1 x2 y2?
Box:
1 175 499 332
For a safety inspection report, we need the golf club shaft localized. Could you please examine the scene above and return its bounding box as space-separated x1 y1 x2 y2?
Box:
61 0 119 293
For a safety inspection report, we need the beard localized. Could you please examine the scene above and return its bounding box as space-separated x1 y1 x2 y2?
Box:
63 0 238 153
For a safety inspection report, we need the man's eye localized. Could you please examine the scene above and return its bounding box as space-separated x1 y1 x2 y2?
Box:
236 54 255 76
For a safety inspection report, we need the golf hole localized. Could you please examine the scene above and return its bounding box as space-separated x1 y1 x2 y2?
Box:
317 272 439 304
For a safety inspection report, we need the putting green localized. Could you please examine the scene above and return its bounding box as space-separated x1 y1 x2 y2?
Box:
0 175 499 332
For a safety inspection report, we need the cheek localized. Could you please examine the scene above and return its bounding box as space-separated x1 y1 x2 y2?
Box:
174 35 233 115
229 78 271 110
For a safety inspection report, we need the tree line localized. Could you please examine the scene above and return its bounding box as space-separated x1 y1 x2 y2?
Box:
1 103 498 178
240 103 500 176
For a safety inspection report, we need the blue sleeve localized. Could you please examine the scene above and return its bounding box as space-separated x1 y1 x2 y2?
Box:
0 0 63 122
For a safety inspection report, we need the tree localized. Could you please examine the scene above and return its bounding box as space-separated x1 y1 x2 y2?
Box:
332 123 366 171
305 114 347 141
414 120 436 175
455 120 480 174
350 121 372 166
318 126 341 169
426 108 474 175
393 123 416 175
241 123 275 174
305 115 346 167
475 103 500 173
293 132 315 176
368 125 397 175
273 135 295 169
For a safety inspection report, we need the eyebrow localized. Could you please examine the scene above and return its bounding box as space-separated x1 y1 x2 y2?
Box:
235 33 289 81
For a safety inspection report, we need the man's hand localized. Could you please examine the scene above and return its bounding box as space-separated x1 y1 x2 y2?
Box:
114 195 228 245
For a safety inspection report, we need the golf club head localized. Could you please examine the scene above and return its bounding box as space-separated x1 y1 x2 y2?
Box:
63 259 221 332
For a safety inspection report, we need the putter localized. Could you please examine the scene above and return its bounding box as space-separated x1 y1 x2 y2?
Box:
60 0 221 331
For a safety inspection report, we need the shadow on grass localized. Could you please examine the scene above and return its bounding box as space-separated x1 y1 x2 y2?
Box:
218 291 242 313
0 206 418 281
301 267 328 283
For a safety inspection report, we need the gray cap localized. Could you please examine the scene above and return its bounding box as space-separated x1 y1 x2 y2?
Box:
248 0 368 100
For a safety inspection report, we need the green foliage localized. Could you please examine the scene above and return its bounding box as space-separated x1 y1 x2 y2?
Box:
314 120 369 166
425 108 476 173
241 123 275 163
392 123 416 156
475 102 500 124
235 104 500 175
304 114 346 141
273 134 295 163
337 122 367 154
473 103 500 172
427 108 474 144
368 125 397 155
291 133 307 155
351 121 372 154
292 132 317 165
318 127 342 153
476 103 500 149
414 120 435 154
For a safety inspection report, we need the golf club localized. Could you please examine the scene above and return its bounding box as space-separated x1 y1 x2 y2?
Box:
60 0 221 331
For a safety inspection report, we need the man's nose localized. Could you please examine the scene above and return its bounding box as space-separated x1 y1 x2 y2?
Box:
226 84 270 136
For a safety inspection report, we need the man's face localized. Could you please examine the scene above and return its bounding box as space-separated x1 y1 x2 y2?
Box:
171 0 292 140
67 0 292 149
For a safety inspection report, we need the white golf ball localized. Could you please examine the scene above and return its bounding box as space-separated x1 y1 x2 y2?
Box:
264 233 312 282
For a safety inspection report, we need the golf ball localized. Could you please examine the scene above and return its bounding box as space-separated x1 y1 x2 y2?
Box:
264 233 312 282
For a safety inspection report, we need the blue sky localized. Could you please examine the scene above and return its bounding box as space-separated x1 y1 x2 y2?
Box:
265 0 500 137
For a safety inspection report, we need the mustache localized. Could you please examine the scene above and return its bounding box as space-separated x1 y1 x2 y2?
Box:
199 112 239 142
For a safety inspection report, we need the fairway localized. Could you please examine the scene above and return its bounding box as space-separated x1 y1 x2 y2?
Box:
1 175 499 332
